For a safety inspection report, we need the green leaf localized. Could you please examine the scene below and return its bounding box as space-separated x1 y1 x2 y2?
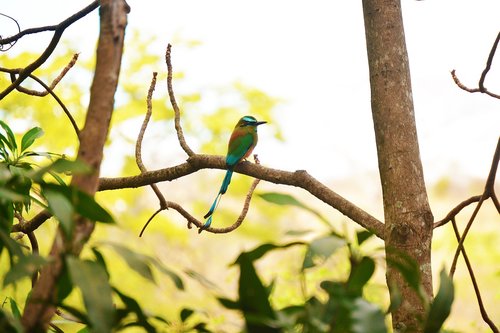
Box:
386 282 402 314
236 252 279 333
424 268 454 333
0 188 26 203
0 230 24 258
105 243 155 282
66 256 115 333
351 298 388 333
41 183 113 224
75 190 113 223
56 264 74 303
303 235 346 270
0 121 17 152
217 297 240 310
43 185 74 237
356 230 374 246
258 192 331 227
233 241 304 265
386 249 421 292
30 158 91 183
0 308 23 333
180 308 194 322
9 298 22 319
3 254 48 287
20 127 44 153
347 256 376 296
150 257 184 290
112 287 158 333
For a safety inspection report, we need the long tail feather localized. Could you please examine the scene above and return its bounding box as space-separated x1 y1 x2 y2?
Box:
204 193 222 219
203 169 234 221
219 169 233 195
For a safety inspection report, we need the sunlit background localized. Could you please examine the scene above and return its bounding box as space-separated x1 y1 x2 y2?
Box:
1 1 499 332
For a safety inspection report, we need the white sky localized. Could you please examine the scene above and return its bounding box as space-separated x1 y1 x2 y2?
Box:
2 0 500 183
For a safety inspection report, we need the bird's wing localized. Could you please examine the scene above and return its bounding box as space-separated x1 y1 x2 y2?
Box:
226 132 254 167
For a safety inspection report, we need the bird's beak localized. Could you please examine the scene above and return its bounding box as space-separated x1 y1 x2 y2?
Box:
256 121 267 126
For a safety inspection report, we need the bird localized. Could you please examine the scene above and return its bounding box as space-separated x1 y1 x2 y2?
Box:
202 115 266 230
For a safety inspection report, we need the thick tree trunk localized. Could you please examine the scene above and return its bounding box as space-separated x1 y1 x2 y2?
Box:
362 0 434 332
21 1 128 331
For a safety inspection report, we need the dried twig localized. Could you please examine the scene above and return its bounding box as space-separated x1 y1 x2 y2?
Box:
135 72 167 209
451 31 500 99
0 66 80 138
449 138 499 271
12 53 79 97
0 1 99 100
0 12 20 51
166 44 194 157
450 218 499 333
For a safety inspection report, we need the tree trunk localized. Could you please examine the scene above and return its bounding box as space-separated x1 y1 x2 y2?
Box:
362 0 434 332
21 1 128 331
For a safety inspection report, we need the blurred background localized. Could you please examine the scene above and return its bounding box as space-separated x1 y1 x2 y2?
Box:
1 1 499 332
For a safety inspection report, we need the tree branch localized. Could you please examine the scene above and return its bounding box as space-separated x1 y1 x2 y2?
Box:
451 31 500 99
0 1 99 100
166 44 195 157
99 154 385 239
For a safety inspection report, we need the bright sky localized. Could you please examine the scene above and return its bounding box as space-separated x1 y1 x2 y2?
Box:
2 0 500 183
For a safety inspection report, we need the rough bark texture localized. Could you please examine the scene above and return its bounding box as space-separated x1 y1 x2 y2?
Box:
20 1 128 331
362 0 434 332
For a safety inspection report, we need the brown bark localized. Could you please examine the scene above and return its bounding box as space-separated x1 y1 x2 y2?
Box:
362 0 434 332
20 1 129 331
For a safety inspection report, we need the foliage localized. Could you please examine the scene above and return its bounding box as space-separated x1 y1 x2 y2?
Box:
0 121 183 332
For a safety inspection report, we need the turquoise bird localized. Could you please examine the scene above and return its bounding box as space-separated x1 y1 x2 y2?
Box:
202 115 267 230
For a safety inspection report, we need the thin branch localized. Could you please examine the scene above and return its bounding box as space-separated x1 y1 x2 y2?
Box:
166 44 195 157
0 1 99 100
135 72 167 209
479 32 500 92
0 67 80 138
433 195 481 228
140 155 262 235
450 218 499 332
98 154 386 239
451 31 500 99
447 137 500 301
434 137 499 228
11 210 51 233
11 53 79 97
0 12 21 51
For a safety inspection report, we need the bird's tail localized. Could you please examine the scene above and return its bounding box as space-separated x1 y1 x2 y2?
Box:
219 169 233 195
202 169 234 228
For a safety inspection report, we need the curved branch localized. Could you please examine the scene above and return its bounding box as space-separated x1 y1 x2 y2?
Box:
0 68 81 138
451 31 500 100
166 44 195 157
449 218 499 333
0 1 99 100
136 71 167 209
99 154 385 239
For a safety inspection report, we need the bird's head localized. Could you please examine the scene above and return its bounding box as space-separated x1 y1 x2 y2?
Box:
236 115 267 129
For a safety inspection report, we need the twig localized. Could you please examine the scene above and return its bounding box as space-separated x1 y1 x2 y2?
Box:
12 53 79 97
479 32 500 92
11 210 51 233
433 195 481 228
449 218 499 333
0 67 80 138
449 137 499 272
98 154 386 239
0 1 99 100
166 44 195 157
451 31 500 99
135 72 167 208
0 12 21 51
198 154 262 234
